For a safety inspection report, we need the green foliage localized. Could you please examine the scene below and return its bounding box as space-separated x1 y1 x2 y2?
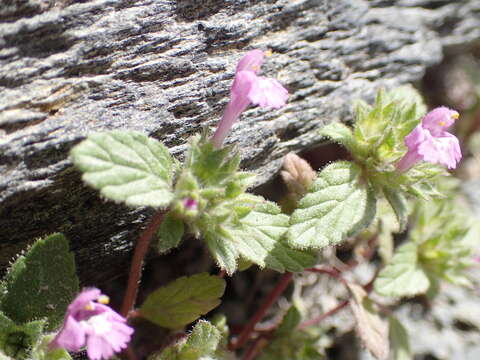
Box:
318 122 355 154
0 234 79 331
156 212 185 253
353 86 426 164
150 320 233 360
70 130 174 208
206 200 317 275
140 273 225 329
412 199 474 287
375 195 475 298
29 334 72 360
319 86 447 202
374 241 430 297
258 305 324 360
171 135 315 274
389 317 411 360
382 188 409 232
0 312 45 360
287 161 376 250
275 305 302 337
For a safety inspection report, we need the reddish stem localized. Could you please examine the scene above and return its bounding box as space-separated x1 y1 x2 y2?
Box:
298 299 349 329
229 272 294 350
121 210 165 317
243 335 269 360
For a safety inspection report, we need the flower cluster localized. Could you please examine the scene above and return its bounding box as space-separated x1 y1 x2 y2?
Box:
211 49 289 147
396 106 462 172
50 288 134 360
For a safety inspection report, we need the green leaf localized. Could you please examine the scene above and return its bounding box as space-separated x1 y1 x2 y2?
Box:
0 314 45 360
70 130 174 207
389 316 411 360
258 319 324 360
382 187 409 232
412 198 474 287
374 242 430 297
140 273 225 329
150 320 227 360
347 283 389 360
1 234 79 331
207 199 316 275
275 305 302 337
318 123 355 152
156 212 185 253
287 161 376 249
30 334 72 360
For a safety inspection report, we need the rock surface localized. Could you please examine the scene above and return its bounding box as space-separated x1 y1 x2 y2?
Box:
0 0 479 284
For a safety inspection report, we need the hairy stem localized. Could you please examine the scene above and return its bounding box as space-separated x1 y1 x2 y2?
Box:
230 272 294 350
121 210 165 317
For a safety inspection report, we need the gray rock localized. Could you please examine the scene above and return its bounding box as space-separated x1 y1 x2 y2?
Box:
1 0 479 284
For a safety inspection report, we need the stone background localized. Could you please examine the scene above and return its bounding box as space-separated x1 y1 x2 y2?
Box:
1 0 479 286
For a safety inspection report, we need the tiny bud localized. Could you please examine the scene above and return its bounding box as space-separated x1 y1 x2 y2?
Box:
183 197 198 211
281 153 316 200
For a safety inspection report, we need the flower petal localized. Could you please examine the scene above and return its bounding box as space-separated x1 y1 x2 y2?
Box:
236 49 264 73
50 315 86 352
248 76 288 109
421 106 458 136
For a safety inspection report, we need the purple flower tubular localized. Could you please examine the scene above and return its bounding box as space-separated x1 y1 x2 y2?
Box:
396 107 462 172
50 288 134 360
211 49 288 147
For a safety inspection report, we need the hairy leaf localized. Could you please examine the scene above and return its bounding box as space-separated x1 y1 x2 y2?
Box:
140 273 225 329
382 187 409 232
319 123 355 153
287 161 376 249
70 130 174 207
389 316 411 360
374 242 430 297
347 283 389 360
151 320 228 360
156 212 185 253
0 313 45 360
207 199 316 275
1 234 79 331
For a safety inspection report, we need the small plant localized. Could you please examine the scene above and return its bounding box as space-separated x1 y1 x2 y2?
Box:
0 49 477 360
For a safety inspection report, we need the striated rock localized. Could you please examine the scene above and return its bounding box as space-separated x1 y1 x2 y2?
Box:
0 0 479 284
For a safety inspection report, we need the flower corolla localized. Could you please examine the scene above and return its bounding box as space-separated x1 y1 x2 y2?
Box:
50 288 134 360
211 49 289 147
396 106 461 172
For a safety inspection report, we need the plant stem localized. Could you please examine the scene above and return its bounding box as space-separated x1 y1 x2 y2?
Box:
121 210 165 317
298 299 349 329
229 272 294 350
243 335 269 360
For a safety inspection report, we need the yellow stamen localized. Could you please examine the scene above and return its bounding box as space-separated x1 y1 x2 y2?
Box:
439 121 446 126
98 295 110 304
252 64 259 71
451 112 459 120
85 303 95 311
264 49 273 57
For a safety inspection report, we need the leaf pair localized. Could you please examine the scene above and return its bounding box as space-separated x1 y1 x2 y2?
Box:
72 131 316 275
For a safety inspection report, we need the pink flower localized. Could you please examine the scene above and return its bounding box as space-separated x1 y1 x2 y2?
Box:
50 288 134 360
396 107 462 172
211 49 289 147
